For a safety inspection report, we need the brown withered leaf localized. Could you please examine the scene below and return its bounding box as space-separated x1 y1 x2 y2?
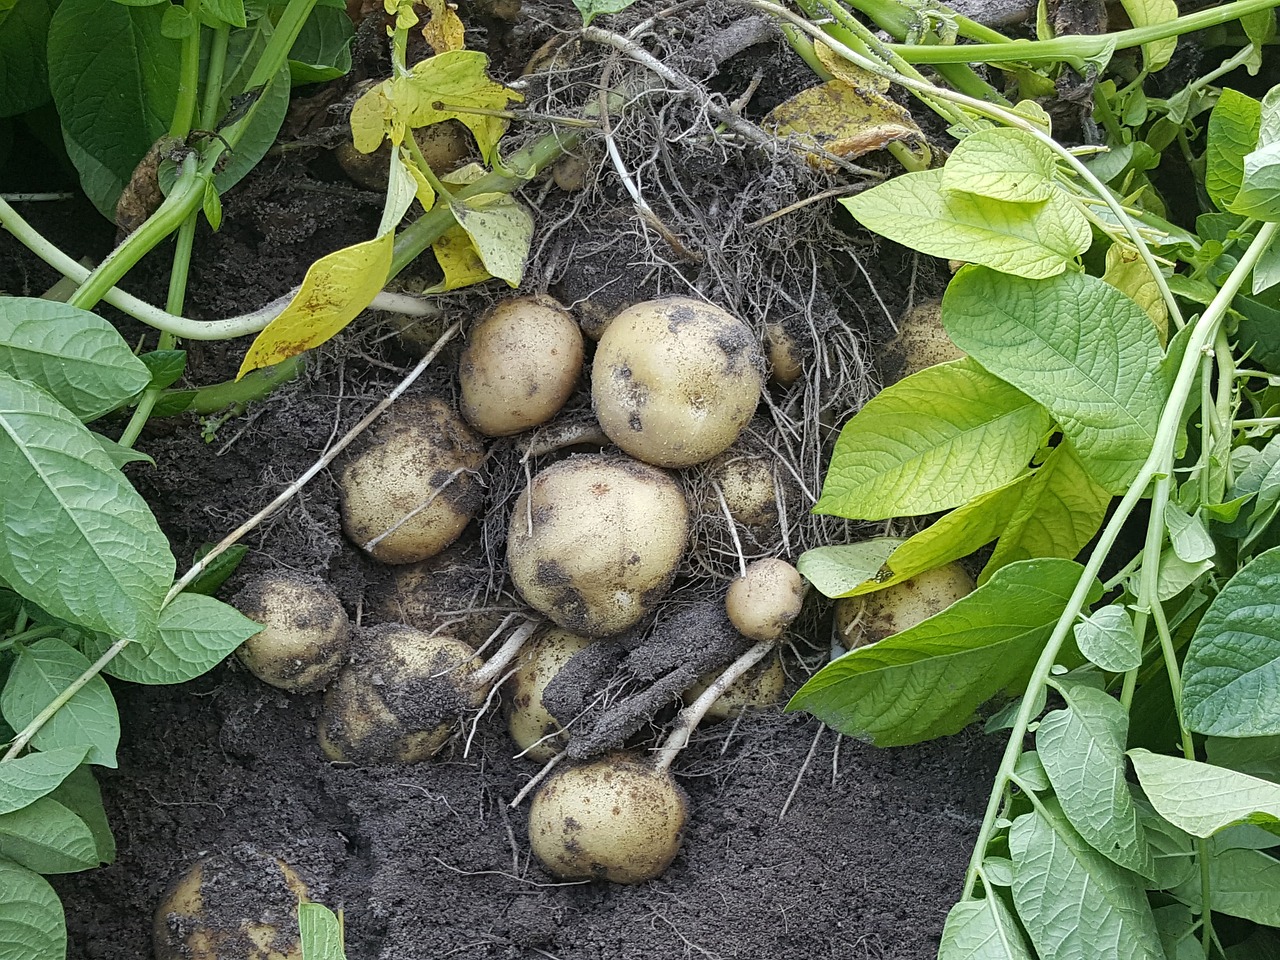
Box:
765 80 926 166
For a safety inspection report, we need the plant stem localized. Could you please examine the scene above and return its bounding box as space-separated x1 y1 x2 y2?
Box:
201 27 232 131
169 0 204 140
184 354 307 414
470 619 541 688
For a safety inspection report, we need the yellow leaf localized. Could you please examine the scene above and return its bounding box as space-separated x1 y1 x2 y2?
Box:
765 80 925 166
380 148 421 235
350 85 393 154
422 0 465 53
391 50 522 163
237 233 393 378
1103 243 1168 343
403 157 437 212
815 40 889 93
427 226 492 291
449 191 533 286
384 0 419 30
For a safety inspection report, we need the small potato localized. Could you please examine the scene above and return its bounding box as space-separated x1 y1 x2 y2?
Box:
834 562 974 649
459 296 584 437
704 451 779 533
232 572 350 694
888 300 965 381
592 297 764 468
528 754 688 883
339 396 486 564
765 322 804 387
685 650 786 721
725 559 804 642
153 848 310 960
507 455 690 637
507 628 593 761
318 624 486 764
337 118 472 191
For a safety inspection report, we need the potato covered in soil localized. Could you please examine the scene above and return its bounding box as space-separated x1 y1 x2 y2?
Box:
336 118 472 192
528 754 688 883
318 624 485 763
232 571 350 694
339 396 485 564
887 299 965 381
507 627 593 761
507 456 690 637
766 322 804 387
459 296 584 437
686 650 786 721
591 296 764 468
704 450 780 534
153 847 311 960
725 558 804 642
835 562 975 649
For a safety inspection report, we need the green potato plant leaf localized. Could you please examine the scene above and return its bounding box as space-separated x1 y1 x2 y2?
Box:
789 558 1098 746
0 858 65 960
943 267 1166 494
1129 749 1280 837
0 796 99 874
0 747 89 816
1073 604 1142 672
840 169 1091 280
941 127 1057 204
48 765 114 865
938 894 1034 960
288 5 353 83
300 902 347 960
1165 503 1216 563
795 538 903 599
1117 0 1177 71
1207 735 1280 782
1174 846 1280 925
815 358 1050 521
1231 142 1280 222
448 192 534 287
1206 89 1262 211
0 0 57 117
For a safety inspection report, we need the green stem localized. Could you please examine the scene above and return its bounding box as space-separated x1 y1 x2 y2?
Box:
779 23 832 78
201 26 232 131
0 625 62 651
183 354 307 414
169 0 203 139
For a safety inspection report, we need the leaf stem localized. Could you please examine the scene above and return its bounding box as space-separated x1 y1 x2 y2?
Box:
169 0 204 140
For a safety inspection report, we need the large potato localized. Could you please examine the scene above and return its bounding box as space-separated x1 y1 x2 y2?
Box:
591 297 763 467
232 571 350 694
507 455 689 637
834 562 974 648
460 296 584 437
339 396 486 564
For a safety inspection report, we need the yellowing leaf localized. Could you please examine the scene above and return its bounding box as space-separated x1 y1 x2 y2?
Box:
943 127 1058 203
1103 243 1169 342
404 159 437 212
428 225 492 291
814 41 889 92
449 191 533 286
391 50 521 163
765 80 925 166
380 148 421 235
237 233 393 378
1119 0 1177 72
350 85 392 154
422 0 465 53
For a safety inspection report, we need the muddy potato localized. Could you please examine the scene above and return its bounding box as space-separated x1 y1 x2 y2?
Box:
507 456 690 637
336 119 472 191
232 572 350 694
834 562 975 649
339 396 485 564
888 299 965 381
725 559 804 642
528 753 688 883
459 296 584 437
704 450 780 533
153 848 310 960
766 322 804 387
317 624 486 763
686 650 786 720
592 296 764 468
507 628 593 761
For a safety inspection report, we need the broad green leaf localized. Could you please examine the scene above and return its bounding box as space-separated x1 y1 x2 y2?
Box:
185 544 249 597
0 796 98 873
1102 243 1168 342
1118 0 1176 71
1 638 119 767
93 434 154 470
1153 904 1205 960
942 127 1057 203
237 232 393 378
1155 546 1213 601
1038 685 1155 879
1013 751 1051 792
1073 604 1141 672
938 895 1034 960
795 538 902 598
213 26 290 195
448 193 534 287
1226 928 1280 960
0 0 57 117
814 358 1050 521
48 765 114 865
1008 801 1162 960
1182 545 1280 736
299 903 346 960
1138 802 1197 889
1206 89 1262 211
47 0 180 218
1241 10 1276 77
1184 847 1280 924
982 440 1111 581
0 747 89 815
1129 749 1280 837
1165 504 1215 563
571 0 638 24
139 350 187 391
0 298 151 421
1207 735 1280 782
789 559 1097 746
943 267 1166 493
0 858 65 960
80 592 260 685
1231 141 1280 221
840 169 1091 280
201 0 245 27
0 372 173 638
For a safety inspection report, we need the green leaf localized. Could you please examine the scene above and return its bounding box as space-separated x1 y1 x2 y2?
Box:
941 128 1057 204
943 267 1166 494
1073 604 1141 672
1 638 119 767
1013 750 1051 792
1231 142 1280 222
1038 685 1155 879
814 358 1050 521
981 440 1111 581
1207 735 1280 782
840 169 1091 280
0 747 89 815
1138 802 1197 889
448 192 534 287
0 795 98 873
795 538 903 598
0 858 65 960
47 0 180 218
1206 89 1261 212
1152 904 1205 960
571 0 638 24
80 592 261 685
48 765 113 865
0 0 57 117
0 372 173 638
1008 800 1162 960
200 0 245 26
139 350 187 391
288 5 352 83
1182 544 1280 736
1165 504 1215 563
213 27 290 195
789 558 1097 746
938 895 1034 960
1118 0 1177 71
202 179 223 231
1186 847 1280 924
1129 749 1280 837
0 298 151 421
160 4 195 37
185 544 249 597
93 434 154 470
299 902 346 960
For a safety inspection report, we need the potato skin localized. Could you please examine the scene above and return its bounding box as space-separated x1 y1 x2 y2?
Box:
232 572 350 694
507 628 593 761
725 558 804 642
686 650 786 721
459 296 584 437
888 300 965 381
339 396 485 564
507 456 690 637
591 297 763 468
834 562 975 648
528 755 688 883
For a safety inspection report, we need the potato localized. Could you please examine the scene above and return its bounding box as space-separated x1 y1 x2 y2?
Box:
765 322 804 387
834 562 975 648
339 396 485 564
507 455 690 636
336 118 472 191
591 296 764 468
153 849 310 960
685 650 786 721
507 628 593 761
704 450 779 533
232 572 350 694
317 624 486 763
888 299 965 381
459 296 584 437
725 559 804 642
528 754 688 883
